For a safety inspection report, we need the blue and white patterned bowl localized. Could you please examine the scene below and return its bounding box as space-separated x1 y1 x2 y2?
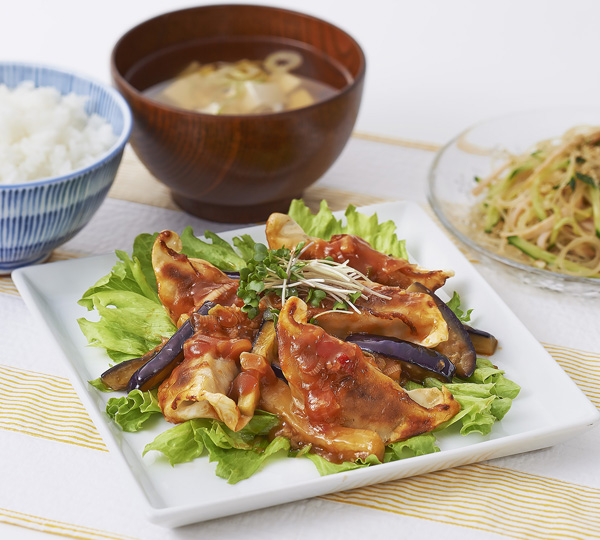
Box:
0 63 132 274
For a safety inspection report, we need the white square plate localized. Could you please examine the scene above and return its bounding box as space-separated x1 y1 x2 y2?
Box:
12 201 599 527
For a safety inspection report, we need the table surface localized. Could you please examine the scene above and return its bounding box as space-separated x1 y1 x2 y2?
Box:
2 2 600 539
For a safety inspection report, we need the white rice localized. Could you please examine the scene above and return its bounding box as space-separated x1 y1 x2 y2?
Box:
0 81 117 184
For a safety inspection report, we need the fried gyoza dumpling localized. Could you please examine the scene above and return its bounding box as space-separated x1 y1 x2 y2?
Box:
157 333 252 430
265 213 453 291
310 284 448 348
152 230 240 326
277 297 460 444
237 351 386 463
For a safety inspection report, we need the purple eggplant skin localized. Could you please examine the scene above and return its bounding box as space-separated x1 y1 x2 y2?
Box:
346 333 455 381
464 325 498 356
224 271 240 279
126 301 217 392
407 283 476 378
100 350 158 391
270 361 287 382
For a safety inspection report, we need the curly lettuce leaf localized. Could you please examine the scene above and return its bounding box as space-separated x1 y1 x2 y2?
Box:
132 233 159 292
77 228 245 364
384 433 440 462
77 241 176 363
106 389 162 432
288 199 408 259
422 358 521 435
287 199 344 239
232 234 257 261
206 436 290 484
344 205 408 259
77 289 175 363
302 433 439 476
465 357 521 400
180 226 247 271
304 453 382 476
78 249 159 310
143 412 286 484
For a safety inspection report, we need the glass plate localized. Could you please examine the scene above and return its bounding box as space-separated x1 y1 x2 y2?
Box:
12 201 599 527
428 106 600 296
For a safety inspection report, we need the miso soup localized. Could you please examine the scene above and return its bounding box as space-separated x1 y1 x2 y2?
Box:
144 50 337 115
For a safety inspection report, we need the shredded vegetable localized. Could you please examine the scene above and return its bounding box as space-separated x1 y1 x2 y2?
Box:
473 126 600 277
237 241 391 319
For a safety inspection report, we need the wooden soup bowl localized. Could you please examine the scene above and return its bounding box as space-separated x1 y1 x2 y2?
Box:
111 4 365 223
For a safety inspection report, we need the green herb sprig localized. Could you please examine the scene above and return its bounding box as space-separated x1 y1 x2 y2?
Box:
237 242 390 319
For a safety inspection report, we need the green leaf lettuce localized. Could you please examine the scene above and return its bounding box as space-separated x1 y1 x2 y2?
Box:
143 412 287 484
422 358 520 435
106 389 162 432
288 199 408 259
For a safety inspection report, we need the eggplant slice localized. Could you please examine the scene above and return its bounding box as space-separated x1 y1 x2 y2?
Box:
126 302 216 392
100 349 159 391
407 283 476 378
346 333 455 382
465 325 498 356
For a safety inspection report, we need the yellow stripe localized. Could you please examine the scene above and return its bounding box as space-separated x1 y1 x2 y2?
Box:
321 463 600 540
542 343 600 407
49 250 83 262
2 381 99 409
1 363 77 389
542 343 600 360
396 475 599 514
0 406 102 439
0 423 107 452
0 277 20 296
352 131 442 152
0 365 107 451
0 507 139 540
323 493 583 540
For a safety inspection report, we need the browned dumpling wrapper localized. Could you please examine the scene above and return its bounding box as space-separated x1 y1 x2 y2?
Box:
277 297 460 445
265 213 454 291
152 230 240 326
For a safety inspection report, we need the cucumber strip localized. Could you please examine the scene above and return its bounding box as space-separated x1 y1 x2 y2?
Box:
590 186 600 239
484 205 500 233
549 217 576 246
507 236 600 277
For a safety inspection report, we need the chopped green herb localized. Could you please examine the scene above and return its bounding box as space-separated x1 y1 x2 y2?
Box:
575 172 597 188
236 242 390 318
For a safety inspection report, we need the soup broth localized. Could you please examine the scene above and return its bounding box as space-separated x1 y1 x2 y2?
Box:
144 50 337 115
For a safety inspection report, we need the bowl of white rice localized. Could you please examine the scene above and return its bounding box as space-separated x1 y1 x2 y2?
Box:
0 62 132 273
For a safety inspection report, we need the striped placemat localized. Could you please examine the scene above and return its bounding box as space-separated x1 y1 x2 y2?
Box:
542 344 600 408
322 463 600 540
0 364 106 452
0 508 138 540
